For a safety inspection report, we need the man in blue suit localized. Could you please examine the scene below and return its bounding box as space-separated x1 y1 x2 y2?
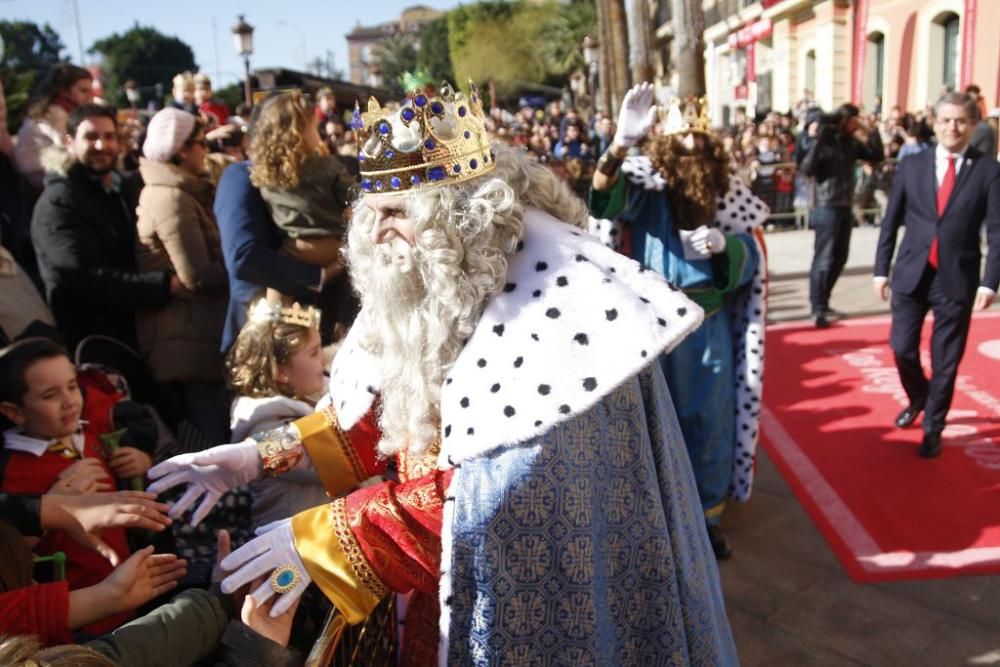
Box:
214 162 337 352
874 92 1000 457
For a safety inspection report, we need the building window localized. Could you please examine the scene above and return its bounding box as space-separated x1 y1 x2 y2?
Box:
928 12 960 95
942 16 959 90
864 32 885 113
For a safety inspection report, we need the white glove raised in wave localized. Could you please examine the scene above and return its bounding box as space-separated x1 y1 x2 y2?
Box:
220 518 311 617
688 226 727 256
147 440 261 526
613 82 658 148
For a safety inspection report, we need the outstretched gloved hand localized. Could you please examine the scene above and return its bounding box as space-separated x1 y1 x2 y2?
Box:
147 440 261 526
689 226 727 256
613 82 658 148
220 518 312 618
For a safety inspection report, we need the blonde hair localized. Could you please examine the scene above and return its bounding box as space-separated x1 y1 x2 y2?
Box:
226 317 315 399
249 91 315 190
346 144 586 455
172 71 194 90
0 636 116 667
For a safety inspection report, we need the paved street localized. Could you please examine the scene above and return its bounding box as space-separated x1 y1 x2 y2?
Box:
723 225 1000 666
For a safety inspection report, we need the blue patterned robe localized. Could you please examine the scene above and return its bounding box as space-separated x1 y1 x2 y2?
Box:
443 363 738 665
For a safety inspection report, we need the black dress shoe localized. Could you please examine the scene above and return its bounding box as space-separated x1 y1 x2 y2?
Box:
894 404 924 429
706 524 733 560
919 432 942 458
813 313 830 329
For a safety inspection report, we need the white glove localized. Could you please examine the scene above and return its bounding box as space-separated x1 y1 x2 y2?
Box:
147 440 261 526
220 519 311 617
613 82 658 148
689 226 727 256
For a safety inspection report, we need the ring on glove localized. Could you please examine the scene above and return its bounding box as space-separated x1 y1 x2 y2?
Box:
269 564 302 594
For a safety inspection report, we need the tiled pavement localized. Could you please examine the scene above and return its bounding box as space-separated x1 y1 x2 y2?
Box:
721 227 999 666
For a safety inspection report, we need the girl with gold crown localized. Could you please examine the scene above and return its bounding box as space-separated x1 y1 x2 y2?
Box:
590 83 769 560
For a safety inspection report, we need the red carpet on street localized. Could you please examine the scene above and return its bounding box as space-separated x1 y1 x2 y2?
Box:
761 311 1000 583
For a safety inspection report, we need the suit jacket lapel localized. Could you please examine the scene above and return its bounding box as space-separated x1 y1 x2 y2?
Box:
940 147 979 219
923 150 938 219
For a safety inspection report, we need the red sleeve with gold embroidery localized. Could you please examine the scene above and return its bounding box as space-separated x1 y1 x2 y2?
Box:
291 467 454 623
342 468 454 595
295 407 387 497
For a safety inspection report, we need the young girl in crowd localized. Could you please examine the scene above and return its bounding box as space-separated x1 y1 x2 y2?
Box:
225 299 332 529
248 91 358 340
14 64 93 191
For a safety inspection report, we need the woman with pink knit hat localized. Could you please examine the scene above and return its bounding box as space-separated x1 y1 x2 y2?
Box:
135 107 230 442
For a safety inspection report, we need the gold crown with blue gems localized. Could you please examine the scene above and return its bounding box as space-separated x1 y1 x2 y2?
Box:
659 96 712 136
354 81 495 194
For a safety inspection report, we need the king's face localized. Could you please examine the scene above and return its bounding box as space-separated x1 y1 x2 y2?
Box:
365 195 417 247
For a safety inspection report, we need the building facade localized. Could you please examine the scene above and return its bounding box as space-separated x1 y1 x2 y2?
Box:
685 0 999 124
345 5 445 87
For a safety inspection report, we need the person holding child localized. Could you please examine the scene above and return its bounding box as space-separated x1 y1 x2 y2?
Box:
249 91 359 340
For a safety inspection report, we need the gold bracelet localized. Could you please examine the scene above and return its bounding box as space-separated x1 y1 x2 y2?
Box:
253 425 305 478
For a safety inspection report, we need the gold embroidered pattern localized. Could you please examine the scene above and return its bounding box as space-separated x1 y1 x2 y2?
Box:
322 406 367 482
329 498 388 599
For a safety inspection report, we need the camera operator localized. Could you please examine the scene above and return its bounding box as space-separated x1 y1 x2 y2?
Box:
799 103 884 327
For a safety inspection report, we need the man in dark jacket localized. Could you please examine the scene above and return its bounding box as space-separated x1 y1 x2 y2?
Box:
799 103 884 327
30 104 179 351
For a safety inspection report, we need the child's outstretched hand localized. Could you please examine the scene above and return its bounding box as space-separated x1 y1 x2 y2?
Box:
108 446 153 479
240 576 300 647
101 545 187 612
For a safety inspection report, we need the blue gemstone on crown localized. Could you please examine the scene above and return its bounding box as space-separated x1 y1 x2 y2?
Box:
427 166 447 181
276 570 295 587
453 164 461 173
458 106 467 117
358 154 365 162
361 179 372 191
377 121 391 135
464 130 471 139
483 154 490 164
385 149 394 158
430 101 444 115
390 176 401 189
401 107 415 121
375 180 384 191
424 138 436 150
411 174 421 185
414 95 427 107
470 159 478 170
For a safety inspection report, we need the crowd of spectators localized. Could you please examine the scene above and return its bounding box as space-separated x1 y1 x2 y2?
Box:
0 59 998 665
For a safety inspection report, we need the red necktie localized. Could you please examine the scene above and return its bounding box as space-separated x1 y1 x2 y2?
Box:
929 155 956 269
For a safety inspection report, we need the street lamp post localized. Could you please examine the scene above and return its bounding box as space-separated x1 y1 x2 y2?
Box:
582 35 599 107
232 15 255 108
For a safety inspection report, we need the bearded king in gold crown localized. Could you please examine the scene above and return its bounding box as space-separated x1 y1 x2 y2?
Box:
591 84 769 561
148 82 738 666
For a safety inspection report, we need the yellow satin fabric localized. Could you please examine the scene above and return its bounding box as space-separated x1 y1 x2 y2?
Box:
291 503 385 624
295 411 363 497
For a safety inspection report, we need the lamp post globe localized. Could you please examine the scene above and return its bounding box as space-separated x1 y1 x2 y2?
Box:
232 14 255 107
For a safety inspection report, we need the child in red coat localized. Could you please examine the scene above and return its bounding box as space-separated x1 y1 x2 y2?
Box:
0 338 152 635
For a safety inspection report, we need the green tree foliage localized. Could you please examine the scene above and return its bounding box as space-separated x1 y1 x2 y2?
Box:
89 25 196 107
375 35 419 99
447 0 595 98
214 82 244 113
416 17 454 85
0 20 67 131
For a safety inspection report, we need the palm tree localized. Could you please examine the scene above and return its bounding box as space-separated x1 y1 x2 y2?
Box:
671 0 706 96
375 35 419 97
628 0 654 84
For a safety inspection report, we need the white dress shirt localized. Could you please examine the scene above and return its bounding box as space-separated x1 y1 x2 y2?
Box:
935 143 967 186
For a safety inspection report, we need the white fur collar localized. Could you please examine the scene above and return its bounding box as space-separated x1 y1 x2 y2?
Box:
621 155 666 191
327 208 704 465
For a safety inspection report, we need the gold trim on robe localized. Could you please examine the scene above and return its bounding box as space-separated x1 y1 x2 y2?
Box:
291 501 387 624
296 410 364 497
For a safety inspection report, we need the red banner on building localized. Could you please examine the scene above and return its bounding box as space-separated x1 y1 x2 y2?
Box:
960 0 977 89
851 0 870 104
746 42 756 84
